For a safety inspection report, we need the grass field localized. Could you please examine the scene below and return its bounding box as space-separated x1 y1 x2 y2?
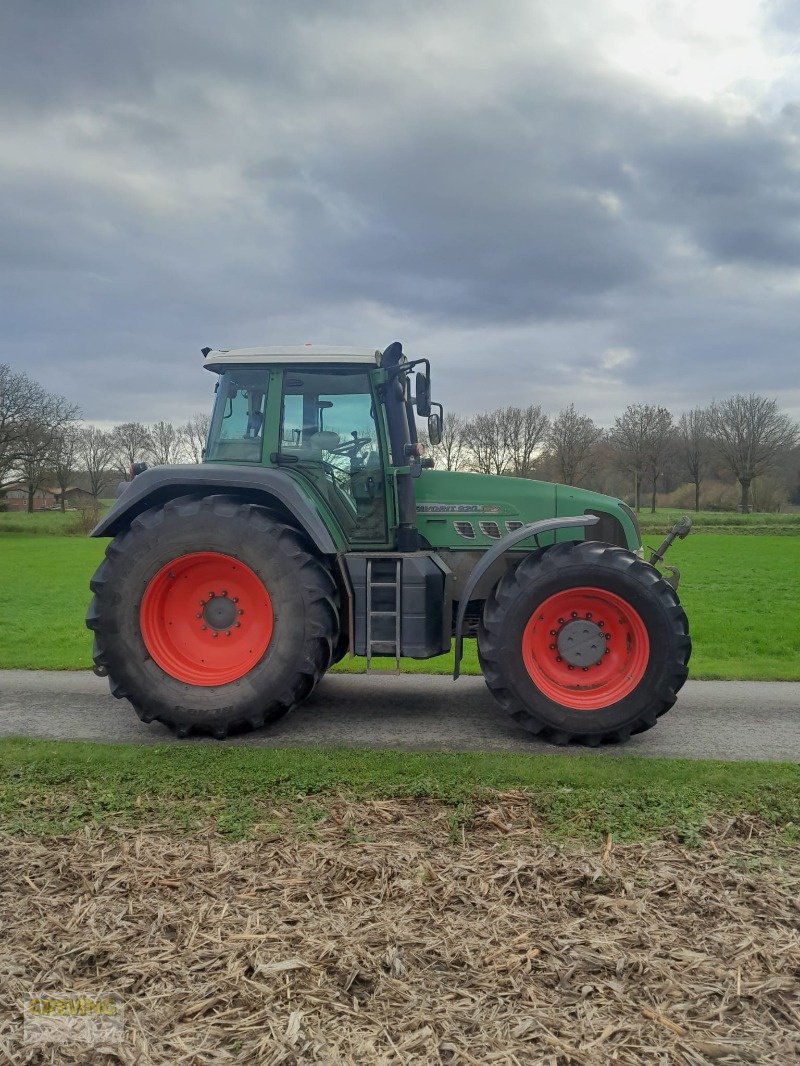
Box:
0 509 84 535
1 737 797 840
1 532 797 679
0 500 113 535
637 507 800 536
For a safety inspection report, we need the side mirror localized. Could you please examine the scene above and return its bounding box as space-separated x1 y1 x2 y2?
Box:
416 369 432 417
428 412 443 446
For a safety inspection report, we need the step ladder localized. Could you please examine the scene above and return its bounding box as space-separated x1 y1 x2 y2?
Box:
365 557 402 673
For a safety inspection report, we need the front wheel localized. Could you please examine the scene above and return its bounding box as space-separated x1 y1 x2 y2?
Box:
478 541 691 745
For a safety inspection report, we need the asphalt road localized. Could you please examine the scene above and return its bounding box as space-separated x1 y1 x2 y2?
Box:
1 670 798 762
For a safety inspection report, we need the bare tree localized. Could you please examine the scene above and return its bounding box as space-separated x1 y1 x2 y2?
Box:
707 394 799 513
111 422 152 477
52 424 81 511
609 404 652 511
179 412 211 464
465 410 510 475
0 364 78 492
431 411 468 471
17 423 57 512
678 408 711 512
547 404 603 486
642 406 675 513
78 426 116 500
0 364 44 488
15 391 80 511
147 420 184 466
502 405 549 478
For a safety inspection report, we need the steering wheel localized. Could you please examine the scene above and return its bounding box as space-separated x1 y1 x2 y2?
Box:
326 433 372 458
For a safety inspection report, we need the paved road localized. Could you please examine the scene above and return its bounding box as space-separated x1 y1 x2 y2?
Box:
1 670 798 762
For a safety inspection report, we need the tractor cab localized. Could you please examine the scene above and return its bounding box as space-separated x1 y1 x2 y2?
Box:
203 344 440 551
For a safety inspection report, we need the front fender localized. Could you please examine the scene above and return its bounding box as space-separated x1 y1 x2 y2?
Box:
453 514 598 678
91 464 338 555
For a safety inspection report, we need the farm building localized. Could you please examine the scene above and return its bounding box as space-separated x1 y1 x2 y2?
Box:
52 486 96 508
0 484 57 512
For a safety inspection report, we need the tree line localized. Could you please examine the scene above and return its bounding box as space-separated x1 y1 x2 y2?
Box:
0 363 209 511
432 397 799 513
2 361 798 514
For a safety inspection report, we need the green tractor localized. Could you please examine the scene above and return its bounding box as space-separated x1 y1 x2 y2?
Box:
86 342 691 745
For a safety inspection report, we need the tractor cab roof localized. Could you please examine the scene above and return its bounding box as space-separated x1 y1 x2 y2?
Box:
203 346 382 373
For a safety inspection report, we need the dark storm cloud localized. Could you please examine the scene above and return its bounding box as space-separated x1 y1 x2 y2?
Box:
1 1 799 424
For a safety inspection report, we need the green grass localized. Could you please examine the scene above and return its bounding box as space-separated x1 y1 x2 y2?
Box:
637 507 800 536
0 737 796 841
0 535 106 669
0 500 113 535
0 509 85 535
1 533 799 679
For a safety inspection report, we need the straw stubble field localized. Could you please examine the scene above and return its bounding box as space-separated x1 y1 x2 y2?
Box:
1 797 797 1064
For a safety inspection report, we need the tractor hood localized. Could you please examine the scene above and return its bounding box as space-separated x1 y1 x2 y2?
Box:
414 469 639 551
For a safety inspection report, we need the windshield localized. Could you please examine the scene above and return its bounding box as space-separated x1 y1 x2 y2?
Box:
206 371 268 463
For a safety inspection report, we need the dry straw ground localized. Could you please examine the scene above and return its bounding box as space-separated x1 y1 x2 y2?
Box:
1 795 798 1065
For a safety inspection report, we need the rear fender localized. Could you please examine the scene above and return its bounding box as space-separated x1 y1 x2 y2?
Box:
453 514 598 678
91 464 338 555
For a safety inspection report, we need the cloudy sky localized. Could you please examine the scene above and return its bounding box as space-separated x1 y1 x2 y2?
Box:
2 0 800 426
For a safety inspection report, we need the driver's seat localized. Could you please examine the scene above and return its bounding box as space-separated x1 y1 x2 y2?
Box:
282 430 341 463
308 431 340 452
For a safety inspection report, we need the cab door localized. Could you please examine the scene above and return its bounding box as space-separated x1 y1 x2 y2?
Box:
275 366 394 548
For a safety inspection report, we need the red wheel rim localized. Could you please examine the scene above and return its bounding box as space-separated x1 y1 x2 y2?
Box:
140 552 273 686
521 586 649 710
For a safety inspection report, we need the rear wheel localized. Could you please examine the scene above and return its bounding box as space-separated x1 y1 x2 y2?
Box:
87 495 339 737
478 541 690 745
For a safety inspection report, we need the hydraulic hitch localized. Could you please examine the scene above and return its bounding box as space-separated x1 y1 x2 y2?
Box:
648 514 692 589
